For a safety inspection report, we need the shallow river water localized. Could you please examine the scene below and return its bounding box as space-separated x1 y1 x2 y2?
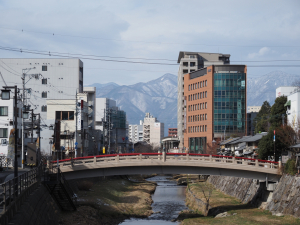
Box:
120 175 187 225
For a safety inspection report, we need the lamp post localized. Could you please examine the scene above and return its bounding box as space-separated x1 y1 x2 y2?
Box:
49 140 53 157
1 85 18 197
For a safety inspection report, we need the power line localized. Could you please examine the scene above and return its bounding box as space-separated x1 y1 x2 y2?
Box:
1 46 300 68
1 26 300 48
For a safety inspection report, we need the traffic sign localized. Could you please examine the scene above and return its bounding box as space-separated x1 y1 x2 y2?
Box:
75 142 78 146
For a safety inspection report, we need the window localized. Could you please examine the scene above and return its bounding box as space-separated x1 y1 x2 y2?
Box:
205 102 207 109
198 82 199 88
183 69 188 74
42 78 47 84
189 85 190 91
190 70 195 72
42 65 47 71
0 128 8 138
42 92 47 98
200 93 202 99
183 62 188 67
205 114 207 120
188 95 190 101
198 93 199 99
205 80 207 86
41 105 47 112
56 111 74 120
205 125 207 132
190 62 196 67
205 91 207 98
0 107 8 116
200 82 202 88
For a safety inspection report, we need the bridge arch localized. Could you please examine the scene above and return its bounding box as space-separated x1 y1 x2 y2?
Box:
53 153 281 182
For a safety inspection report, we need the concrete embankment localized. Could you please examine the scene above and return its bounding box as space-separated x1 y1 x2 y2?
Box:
207 175 300 218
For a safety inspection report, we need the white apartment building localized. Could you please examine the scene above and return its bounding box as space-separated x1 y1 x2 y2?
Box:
0 58 83 155
286 88 300 130
177 52 230 148
143 113 164 147
276 86 298 98
128 120 143 143
0 99 22 167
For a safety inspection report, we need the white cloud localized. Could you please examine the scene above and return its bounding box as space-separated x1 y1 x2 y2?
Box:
248 47 270 58
0 0 300 84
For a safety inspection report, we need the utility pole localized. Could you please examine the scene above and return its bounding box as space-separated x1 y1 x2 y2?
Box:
75 90 78 158
21 67 36 169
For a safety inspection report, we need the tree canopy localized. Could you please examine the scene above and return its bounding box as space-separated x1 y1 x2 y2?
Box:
254 101 271 133
269 96 287 127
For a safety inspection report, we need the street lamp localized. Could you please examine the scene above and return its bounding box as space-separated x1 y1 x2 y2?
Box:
1 86 18 197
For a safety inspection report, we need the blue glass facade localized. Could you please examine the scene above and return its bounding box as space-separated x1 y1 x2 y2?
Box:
213 73 246 133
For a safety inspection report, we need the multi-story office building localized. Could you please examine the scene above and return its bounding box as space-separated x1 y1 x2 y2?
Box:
143 113 164 147
0 58 83 155
128 121 143 143
47 87 96 157
95 98 128 153
184 65 247 153
177 52 230 149
247 112 258 136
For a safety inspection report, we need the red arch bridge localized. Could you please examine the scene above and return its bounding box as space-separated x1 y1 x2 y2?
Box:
52 153 281 182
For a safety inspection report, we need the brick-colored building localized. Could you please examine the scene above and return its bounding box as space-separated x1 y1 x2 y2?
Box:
168 128 177 137
184 65 247 153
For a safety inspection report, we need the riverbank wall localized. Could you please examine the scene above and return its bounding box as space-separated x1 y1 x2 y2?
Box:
207 175 300 218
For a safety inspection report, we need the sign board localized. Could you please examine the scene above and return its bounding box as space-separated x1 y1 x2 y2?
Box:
103 147 105 154
75 142 78 146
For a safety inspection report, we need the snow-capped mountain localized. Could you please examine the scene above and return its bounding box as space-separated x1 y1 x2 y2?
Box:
247 71 298 106
89 73 178 136
88 70 299 136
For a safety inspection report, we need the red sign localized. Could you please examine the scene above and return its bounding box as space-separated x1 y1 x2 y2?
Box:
274 130 275 135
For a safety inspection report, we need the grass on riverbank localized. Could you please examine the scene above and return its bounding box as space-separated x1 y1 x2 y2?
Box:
181 181 300 225
59 176 156 225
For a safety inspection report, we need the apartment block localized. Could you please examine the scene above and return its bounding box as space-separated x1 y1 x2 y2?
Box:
0 58 83 155
0 99 22 166
168 128 177 137
143 113 164 147
177 52 230 149
184 65 247 153
128 121 143 143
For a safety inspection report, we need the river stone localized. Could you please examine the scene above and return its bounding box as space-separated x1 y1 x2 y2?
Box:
275 213 284 217
215 212 228 218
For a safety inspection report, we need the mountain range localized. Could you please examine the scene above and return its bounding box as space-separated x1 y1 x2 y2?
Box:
88 71 299 136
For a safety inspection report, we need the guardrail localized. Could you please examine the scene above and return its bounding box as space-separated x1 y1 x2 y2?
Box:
0 162 45 224
52 153 280 170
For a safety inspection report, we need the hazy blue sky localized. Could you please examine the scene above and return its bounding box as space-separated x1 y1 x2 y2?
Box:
0 0 299 85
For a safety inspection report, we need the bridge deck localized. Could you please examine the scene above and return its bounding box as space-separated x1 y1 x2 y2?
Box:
54 153 281 182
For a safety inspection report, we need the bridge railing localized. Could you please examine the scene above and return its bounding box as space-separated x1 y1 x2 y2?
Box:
52 153 280 170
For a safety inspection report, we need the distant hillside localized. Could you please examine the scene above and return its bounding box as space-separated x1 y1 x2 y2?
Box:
247 71 298 106
89 73 178 136
88 70 299 136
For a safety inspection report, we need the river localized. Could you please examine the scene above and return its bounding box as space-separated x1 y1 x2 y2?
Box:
120 175 187 225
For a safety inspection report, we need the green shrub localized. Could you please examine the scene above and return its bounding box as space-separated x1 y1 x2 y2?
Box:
284 159 297 175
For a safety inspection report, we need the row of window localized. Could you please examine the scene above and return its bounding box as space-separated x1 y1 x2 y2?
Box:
188 125 207 133
188 80 207 91
188 91 207 101
188 114 207 122
188 102 207 111
183 62 196 67
0 107 21 117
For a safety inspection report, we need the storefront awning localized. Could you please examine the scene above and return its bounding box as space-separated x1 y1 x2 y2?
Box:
284 100 291 107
